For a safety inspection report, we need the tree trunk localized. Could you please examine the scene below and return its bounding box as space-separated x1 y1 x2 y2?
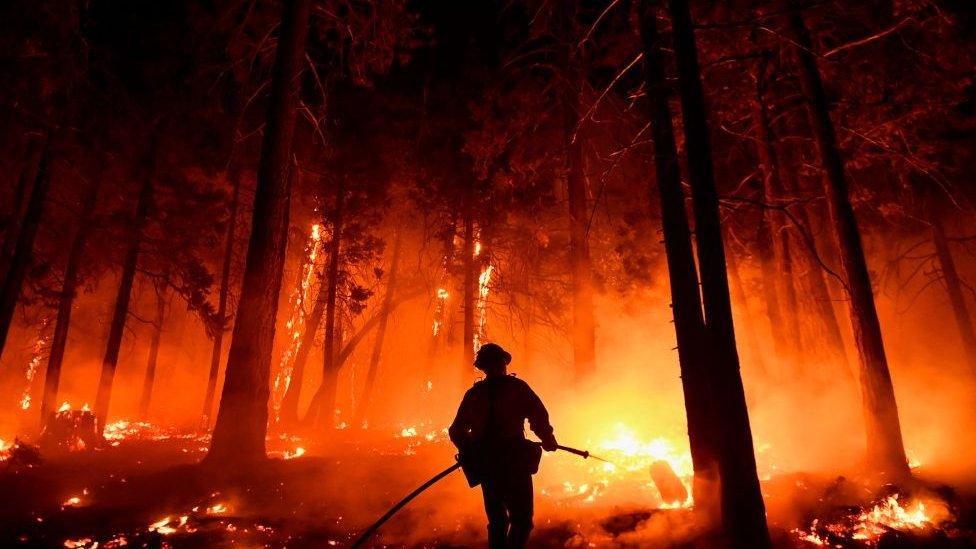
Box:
352 228 402 427
309 187 344 429
788 3 909 479
278 275 326 425
302 290 420 427
206 0 311 465
563 14 597 380
783 171 853 379
94 142 156 432
931 216 976 374
201 166 243 427
138 275 168 420
668 0 770 545
751 57 802 363
0 131 53 357
0 139 40 287
39 167 101 426
638 0 717 508
725 244 770 379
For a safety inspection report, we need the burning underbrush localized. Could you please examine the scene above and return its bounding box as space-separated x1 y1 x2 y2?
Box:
791 491 957 547
2 402 976 547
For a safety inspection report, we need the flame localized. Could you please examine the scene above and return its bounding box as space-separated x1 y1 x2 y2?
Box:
63 498 80 508
20 317 51 410
432 288 449 336
853 494 935 540
0 438 12 462
272 223 325 420
793 492 952 546
473 264 494 352
206 503 228 514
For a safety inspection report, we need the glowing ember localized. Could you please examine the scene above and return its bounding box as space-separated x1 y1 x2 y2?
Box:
61 490 88 508
282 447 305 460
206 503 228 515
63 538 94 548
148 515 189 535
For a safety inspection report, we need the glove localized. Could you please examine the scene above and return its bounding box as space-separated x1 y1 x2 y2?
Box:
541 435 558 452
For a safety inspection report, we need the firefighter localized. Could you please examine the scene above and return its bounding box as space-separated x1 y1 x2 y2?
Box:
449 343 558 549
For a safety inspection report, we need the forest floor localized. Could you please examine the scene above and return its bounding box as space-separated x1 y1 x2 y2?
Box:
1 429 975 548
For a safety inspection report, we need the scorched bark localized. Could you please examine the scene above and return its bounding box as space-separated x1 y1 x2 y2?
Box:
206 0 311 464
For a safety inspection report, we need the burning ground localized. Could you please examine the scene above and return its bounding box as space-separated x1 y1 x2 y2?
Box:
2 380 976 548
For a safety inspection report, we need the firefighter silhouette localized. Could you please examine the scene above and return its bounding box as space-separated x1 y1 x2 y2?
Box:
449 343 558 549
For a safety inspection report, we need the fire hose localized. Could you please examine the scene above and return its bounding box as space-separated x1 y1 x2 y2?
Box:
349 444 607 548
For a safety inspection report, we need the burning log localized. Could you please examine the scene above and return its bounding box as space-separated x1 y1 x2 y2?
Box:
650 459 688 506
40 404 100 453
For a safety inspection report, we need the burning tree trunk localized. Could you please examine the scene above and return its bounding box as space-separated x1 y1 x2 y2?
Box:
637 0 717 508
787 3 910 479
206 0 311 464
931 216 976 374
138 274 168 421
0 131 53 357
352 228 402 427
309 187 344 429
39 167 101 426
667 0 770 544
94 142 156 432
278 279 326 425
462 185 476 371
751 56 802 363
201 167 243 427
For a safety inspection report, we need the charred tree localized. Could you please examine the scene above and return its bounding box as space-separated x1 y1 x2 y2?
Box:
0 131 53 357
94 142 156 432
352 228 402 427
138 274 168 420
206 0 311 464
38 166 102 426
931 216 976 373
788 3 910 479
668 0 770 545
638 0 717 507
201 167 243 427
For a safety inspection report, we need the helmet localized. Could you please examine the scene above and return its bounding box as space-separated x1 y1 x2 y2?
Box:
475 343 511 369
